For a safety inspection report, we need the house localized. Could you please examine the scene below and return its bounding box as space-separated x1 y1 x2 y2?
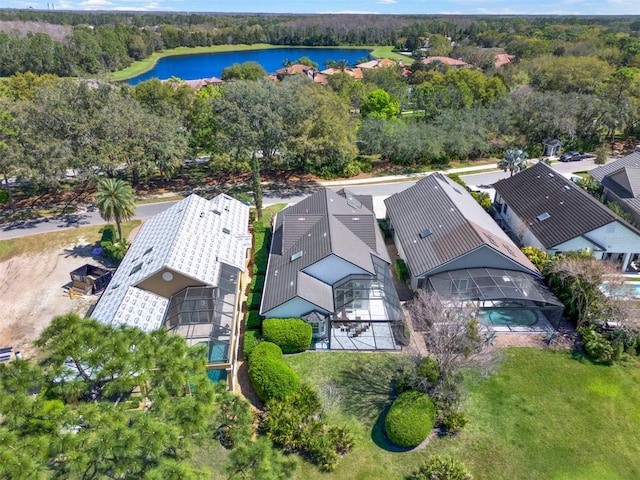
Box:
275 64 327 84
91 193 252 386
320 67 364 80
494 162 640 272
420 56 469 68
165 76 223 92
385 173 563 330
356 58 397 69
590 148 640 227
493 53 515 68
260 188 404 350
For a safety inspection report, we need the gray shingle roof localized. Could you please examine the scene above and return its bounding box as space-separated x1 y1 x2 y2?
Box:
384 173 537 277
494 162 626 249
261 188 390 314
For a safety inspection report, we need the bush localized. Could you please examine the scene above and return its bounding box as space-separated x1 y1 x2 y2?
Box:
246 293 262 311
246 311 262 330
394 259 409 281
264 384 353 472
262 318 312 353
440 408 468 435
409 455 472 480
243 330 261 360
248 342 300 401
99 224 116 247
385 390 436 448
578 326 614 363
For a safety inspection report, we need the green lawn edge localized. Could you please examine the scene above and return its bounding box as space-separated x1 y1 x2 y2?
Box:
108 44 411 82
283 348 640 480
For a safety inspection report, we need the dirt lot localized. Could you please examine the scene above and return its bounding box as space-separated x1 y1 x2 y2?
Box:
0 239 106 358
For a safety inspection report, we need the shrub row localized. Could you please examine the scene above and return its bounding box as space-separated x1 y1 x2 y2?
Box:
264 384 354 472
247 342 300 402
579 325 640 363
262 318 312 354
246 292 262 311
385 390 436 448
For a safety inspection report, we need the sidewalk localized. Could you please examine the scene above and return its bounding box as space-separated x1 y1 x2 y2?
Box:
138 163 501 201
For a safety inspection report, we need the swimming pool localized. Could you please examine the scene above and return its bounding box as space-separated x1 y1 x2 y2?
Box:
478 309 538 327
601 282 640 298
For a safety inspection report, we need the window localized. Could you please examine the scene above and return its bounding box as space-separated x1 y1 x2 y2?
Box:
222 228 230 234
143 247 153 256
419 228 432 239
536 212 551 222
453 278 468 293
290 251 303 261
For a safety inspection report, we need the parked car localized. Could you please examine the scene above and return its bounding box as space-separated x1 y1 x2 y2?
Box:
560 151 587 162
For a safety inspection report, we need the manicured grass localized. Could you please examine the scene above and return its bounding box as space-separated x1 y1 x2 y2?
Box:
284 349 640 480
0 220 141 262
369 46 414 64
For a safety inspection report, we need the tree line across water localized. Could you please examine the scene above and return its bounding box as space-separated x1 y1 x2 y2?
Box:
0 12 639 77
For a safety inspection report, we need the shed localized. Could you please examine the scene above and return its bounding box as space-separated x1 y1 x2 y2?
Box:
70 264 112 294
543 138 563 158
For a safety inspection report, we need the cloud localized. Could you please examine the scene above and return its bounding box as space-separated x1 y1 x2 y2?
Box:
376 0 397 4
78 0 114 5
317 10 381 13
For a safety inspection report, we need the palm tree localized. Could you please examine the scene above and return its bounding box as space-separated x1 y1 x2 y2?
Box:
96 178 135 241
498 149 528 177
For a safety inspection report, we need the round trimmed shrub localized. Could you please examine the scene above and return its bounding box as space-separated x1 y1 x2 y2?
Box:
262 318 313 353
248 341 300 401
385 390 436 448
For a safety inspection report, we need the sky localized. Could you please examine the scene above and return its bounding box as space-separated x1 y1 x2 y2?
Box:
8 0 640 16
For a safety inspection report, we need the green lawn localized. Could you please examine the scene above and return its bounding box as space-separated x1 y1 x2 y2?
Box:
284 349 640 480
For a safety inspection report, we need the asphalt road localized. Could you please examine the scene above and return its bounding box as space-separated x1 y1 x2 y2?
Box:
0 159 598 241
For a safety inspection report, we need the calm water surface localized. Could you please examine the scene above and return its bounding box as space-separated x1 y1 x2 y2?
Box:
127 47 372 85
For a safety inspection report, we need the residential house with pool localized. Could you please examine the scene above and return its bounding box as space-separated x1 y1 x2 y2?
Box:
91 193 252 388
384 173 563 332
260 188 405 350
493 162 640 273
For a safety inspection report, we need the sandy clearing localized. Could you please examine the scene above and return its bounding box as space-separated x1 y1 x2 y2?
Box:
0 240 103 358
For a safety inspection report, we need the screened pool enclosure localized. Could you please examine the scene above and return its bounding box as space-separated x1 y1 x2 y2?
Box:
164 263 241 370
427 267 564 331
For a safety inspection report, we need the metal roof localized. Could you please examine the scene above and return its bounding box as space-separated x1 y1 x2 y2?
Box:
261 188 390 314
494 162 632 249
92 194 251 331
591 152 640 214
384 173 538 277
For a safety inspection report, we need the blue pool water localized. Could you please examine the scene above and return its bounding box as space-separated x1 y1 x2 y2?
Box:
207 369 228 383
127 47 372 85
478 309 538 327
601 282 640 298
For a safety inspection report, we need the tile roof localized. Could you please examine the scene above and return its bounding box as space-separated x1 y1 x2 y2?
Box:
384 173 538 278
356 58 397 69
421 56 469 67
494 53 515 68
92 194 251 332
494 162 628 248
261 188 390 314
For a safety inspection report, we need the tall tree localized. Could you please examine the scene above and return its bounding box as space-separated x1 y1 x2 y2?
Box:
0 109 17 211
95 178 135 241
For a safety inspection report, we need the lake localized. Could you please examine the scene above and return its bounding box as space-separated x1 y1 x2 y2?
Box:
127 47 373 85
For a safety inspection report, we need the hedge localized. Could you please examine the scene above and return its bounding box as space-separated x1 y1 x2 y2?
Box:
243 329 261 360
262 318 313 353
248 341 300 401
246 293 262 311
246 310 262 330
250 274 265 292
385 390 436 448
